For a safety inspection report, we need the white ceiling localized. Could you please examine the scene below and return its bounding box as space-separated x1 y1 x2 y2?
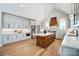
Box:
0 3 79 23
53 3 79 15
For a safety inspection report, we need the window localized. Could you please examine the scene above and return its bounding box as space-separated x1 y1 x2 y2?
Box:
59 19 66 30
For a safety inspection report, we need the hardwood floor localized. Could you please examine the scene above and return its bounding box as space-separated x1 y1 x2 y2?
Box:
0 39 62 56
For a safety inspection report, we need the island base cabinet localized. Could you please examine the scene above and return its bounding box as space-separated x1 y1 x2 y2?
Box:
36 34 55 48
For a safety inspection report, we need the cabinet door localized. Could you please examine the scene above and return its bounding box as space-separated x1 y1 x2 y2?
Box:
14 17 20 29
2 35 11 44
20 19 24 29
23 34 26 40
22 34 25 40
24 20 27 29
8 34 13 43
3 34 13 44
31 21 35 25
16 34 19 41
28 20 31 29
18 33 22 41
3 14 14 29
2 35 7 44
12 34 17 42
22 33 26 40
0 34 2 46
24 19 30 29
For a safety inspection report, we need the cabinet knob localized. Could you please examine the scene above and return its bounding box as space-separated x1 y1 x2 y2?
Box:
8 24 10 28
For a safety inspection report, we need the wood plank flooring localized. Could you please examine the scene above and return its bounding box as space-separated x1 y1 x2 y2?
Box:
0 39 62 56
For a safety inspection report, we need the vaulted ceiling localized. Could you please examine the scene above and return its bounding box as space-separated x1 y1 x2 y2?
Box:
52 3 79 15
0 3 79 23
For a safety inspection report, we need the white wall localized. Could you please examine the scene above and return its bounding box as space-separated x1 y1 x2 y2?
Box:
0 3 54 25
41 9 69 30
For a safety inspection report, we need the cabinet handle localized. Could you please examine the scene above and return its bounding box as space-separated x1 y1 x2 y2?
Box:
8 24 10 28
7 37 9 40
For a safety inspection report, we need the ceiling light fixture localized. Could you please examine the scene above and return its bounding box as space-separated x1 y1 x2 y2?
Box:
20 4 24 7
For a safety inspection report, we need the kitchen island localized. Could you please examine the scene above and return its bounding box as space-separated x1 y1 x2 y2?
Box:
35 33 55 48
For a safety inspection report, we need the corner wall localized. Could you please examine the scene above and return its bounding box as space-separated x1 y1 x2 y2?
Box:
0 11 2 47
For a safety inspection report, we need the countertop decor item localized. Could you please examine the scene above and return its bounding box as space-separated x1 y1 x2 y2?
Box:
44 30 47 34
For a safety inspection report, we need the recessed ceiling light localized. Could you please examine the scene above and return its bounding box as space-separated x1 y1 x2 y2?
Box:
20 4 24 7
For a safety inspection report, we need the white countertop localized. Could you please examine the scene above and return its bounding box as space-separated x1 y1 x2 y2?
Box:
62 34 79 49
1 29 31 34
32 33 54 36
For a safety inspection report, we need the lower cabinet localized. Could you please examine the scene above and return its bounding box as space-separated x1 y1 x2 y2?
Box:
62 46 79 56
23 34 26 40
0 35 2 46
12 34 16 42
3 34 13 45
2 33 31 45
22 33 26 40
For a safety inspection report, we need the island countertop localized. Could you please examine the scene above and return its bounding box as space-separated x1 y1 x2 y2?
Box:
32 33 54 37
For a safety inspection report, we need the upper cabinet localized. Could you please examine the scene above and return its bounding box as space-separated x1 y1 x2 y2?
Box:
14 17 21 29
2 12 33 29
31 21 35 25
2 13 15 29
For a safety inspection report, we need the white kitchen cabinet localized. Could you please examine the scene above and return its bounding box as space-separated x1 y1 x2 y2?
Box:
21 33 24 40
23 33 26 40
14 17 20 29
16 34 19 41
26 36 31 40
0 34 2 47
18 33 22 41
20 19 25 29
8 34 13 43
20 18 28 29
12 34 16 42
24 33 26 40
24 20 30 29
19 18 24 29
2 12 33 46
12 33 24 42
13 34 19 42
2 35 7 44
31 21 35 25
28 20 31 29
2 14 15 29
2 34 13 45
15 17 26 29
24 20 28 29
0 12 2 29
